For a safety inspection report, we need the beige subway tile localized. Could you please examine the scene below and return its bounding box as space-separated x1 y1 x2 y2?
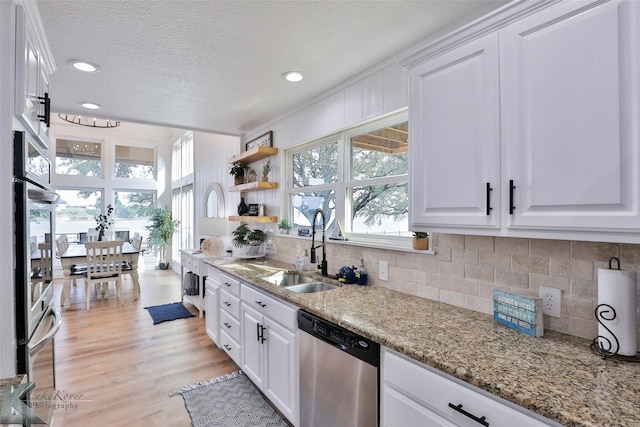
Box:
417 259 440 274
530 239 571 258
439 261 465 278
452 248 479 265
465 264 494 283
495 269 529 289
571 241 620 262
568 317 597 340
397 252 419 269
451 277 478 295
438 234 465 249
495 237 529 255
417 284 439 301
621 243 640 264
439 289 465 308
547 316 570 334
432 247 452 262
366 250 398 266
511 254 549 274
428 274 452 290
479 251 512 270
465 235 495 251
570 279 597 300
465 295 493 315
390 266 427 285
397 281 418 296
529 273 570 293
549 258 594 280
478 282 504 299
563 297 594 320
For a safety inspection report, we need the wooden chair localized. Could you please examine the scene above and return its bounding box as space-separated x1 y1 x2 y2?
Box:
87 230 100 242
31 243 52 298
122 236 142 286
83 241 124 310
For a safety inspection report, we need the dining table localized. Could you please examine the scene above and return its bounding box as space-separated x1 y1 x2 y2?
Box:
59 241 140 307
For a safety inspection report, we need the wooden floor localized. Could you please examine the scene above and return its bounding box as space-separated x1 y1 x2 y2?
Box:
51 259 239 427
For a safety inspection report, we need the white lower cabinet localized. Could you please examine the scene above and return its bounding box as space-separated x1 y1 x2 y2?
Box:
204 276 219 347
218 273 242 366
382 348 559 427
241 285 298 426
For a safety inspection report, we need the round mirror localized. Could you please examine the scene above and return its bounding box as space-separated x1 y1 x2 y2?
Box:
205 182 225 217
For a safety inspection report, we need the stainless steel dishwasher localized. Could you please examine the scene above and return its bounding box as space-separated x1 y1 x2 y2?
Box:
298 310 380 427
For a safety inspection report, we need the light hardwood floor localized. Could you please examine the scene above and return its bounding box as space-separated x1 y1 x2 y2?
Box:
51 259 239 427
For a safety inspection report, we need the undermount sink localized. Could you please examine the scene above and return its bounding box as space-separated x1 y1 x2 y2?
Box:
285 282 339 293
262 271 316 287
261 271 339 293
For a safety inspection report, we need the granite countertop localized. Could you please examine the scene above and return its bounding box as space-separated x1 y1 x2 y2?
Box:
0 374 28 408
206 258 640 427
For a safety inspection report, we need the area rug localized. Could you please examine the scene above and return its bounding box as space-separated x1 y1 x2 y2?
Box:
144 302 195 325
169 371 288 427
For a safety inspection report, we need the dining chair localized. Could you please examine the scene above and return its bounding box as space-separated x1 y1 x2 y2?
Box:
122 236 142 286
31 243 52 298
57 235 83 286
87 230 100 242
83 240 124 310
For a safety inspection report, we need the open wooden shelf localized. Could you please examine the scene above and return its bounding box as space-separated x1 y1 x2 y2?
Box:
229 215 278 224
229 146 278 164
230 181 278 192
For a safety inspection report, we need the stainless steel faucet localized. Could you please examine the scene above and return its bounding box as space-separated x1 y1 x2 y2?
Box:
310 208 328 276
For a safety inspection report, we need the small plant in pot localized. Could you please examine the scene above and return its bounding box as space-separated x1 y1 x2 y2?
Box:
145 207 180 269
277 219 292 234
232 224 267 256
261 159 272 182
411 232 430 250
229 162 246 185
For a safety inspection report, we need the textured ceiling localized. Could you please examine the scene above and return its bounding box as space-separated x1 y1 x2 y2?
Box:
36 0 507 135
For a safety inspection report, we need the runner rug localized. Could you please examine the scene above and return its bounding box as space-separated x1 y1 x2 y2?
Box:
144 302 195 325
169 371 288 427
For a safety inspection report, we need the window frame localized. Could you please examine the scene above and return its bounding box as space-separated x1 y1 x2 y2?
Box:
285 110 412 248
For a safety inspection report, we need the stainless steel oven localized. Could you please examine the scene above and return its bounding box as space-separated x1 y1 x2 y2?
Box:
14 130 60 425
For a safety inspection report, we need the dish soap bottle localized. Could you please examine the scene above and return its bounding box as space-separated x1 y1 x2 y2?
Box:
295 246 303 270
302 249 310 271
356 258 368 285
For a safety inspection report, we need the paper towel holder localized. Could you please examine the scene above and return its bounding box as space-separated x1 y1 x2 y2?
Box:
589 257 640 363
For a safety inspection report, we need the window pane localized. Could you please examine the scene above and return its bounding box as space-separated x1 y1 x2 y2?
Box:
293 143 338 187
291 190 336 231
114 191 155 241
115 146 155 179
350 183 408 235
55 189 103 242
351 122 408 180
55 139 102 176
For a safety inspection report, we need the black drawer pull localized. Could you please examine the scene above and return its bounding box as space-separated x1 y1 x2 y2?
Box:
223 344 231 351
448 403 489 427
225 282 231 287
223 301 231 307
509 179 516 214
260 324 266 344
256 322 263 342
223 322 231 329
486 182 493 216
255 300 267 308
38 92 50 127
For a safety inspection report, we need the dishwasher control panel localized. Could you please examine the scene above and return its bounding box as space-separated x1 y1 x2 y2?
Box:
298 310 379 366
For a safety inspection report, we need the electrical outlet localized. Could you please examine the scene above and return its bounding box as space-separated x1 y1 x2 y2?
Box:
539 286 562 318
379 261 389 281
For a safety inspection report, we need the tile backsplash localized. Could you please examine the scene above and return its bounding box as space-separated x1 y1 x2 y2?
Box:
270 233 640 346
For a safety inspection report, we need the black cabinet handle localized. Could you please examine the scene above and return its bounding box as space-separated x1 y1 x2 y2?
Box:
223 301 231 307
509 179 516 214
223 344 231 351
256 322 262 342
223 322 231 329
37 93 50 127
255 300 266 308
448 403 489 427
485 182 493 216
225 282 231 287
260 325 266 344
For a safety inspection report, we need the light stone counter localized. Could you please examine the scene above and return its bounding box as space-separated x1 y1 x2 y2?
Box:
206 258 640 427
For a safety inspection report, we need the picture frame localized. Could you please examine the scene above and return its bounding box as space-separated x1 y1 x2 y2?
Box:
245 131 273 151
248 204 260 216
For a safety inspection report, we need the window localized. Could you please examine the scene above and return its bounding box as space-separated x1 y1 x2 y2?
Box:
113 190 156 240
172 185 193 261
172 132 193 182
114 145 155 179
55 139 102 176
55 189 103 241
287 112 409 244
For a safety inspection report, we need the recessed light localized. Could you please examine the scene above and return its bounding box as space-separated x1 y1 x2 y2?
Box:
282 71 304 82
71 61 99 72
81 102 101 110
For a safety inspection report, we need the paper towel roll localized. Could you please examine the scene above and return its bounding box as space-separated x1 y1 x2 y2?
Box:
597 267 637 356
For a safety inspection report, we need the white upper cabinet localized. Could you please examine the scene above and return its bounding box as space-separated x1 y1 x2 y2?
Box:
502 0 639 233
409 33 500 230
407 0 640 242
15 4 52 149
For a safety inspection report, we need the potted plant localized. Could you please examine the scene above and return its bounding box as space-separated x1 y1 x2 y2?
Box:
261 159 272 182
412 232 429 250
232 224 266 255
95 204 114 240
145 207 180 269
229 162 246 185
277 219 293 234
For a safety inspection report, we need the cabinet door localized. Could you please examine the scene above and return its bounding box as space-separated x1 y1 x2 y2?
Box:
264 318 297 424
409 33 500 230
502 0 640 231
15 6 42 138
383 387 456 427
205 280 219 346
241 304 264 389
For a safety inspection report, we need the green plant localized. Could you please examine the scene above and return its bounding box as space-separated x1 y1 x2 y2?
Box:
412 232 429 239
145 207 180 268
262 159 272 176
229 162 245 177
277 219 292 231
232 224 266 248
